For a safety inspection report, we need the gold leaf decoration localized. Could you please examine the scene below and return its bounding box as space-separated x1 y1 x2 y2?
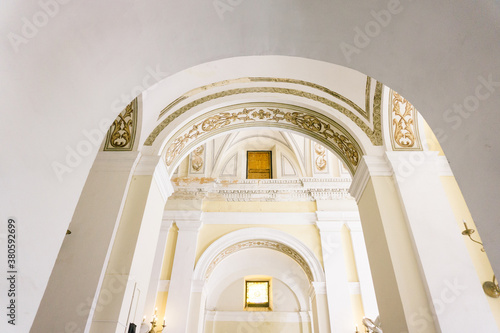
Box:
104 99 137 151
205 240 314 281
145 82 383 147
390 91 422 150
164 105 362 174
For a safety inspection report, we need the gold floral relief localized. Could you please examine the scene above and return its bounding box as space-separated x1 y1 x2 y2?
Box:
145 82 383 147
390 91 422 150
164 104 362 175
104 99 137 151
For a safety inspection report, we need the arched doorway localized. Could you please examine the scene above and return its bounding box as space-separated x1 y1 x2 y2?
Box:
33 57 499 333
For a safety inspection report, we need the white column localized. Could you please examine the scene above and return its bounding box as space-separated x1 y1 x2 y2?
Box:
316 214 354 333
186 280 207 333
164 211 203 333
346 220 379 320
89 155 174 333
309 282 331 333
386 151 498 332
32 151 140 333
142 219 173 322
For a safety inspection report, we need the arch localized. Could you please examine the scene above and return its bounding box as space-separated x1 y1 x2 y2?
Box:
159 102 365 176
193 228 326 283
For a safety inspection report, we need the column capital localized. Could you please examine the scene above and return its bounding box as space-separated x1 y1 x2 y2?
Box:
349 155 392 202
92 151 140 172
316 221 345 233
164 210 203 231
133 155 161 175
191 279 206 293
160 220 173 231
345 221 362 232
316 210 360 222
309 282 327 297
134 155 174 201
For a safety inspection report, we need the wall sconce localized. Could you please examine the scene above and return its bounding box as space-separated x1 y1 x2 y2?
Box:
462 220 484 251
147 308 166 333
355 325 369 333
362 317 382 332
462 219 500 298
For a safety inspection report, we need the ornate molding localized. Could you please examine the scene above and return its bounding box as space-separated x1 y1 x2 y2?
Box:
145 82 383 147
163 103 363 175
168 177 352 202
390 90 422 151
104 98 137 151
158 77 372 121
205 240 314 281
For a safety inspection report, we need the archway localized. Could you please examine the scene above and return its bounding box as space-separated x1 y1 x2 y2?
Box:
190 228 326 332
32 56 499 333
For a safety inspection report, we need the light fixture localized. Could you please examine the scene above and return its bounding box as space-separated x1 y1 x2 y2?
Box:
148 308 166 333
461 219 500 298
462 220 484 252
362 317 382 333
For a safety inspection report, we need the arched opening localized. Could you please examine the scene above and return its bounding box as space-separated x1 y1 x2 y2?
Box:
32 56 500 333
191 228 324 332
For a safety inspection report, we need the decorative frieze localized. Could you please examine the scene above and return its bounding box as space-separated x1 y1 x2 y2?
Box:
163 103 363 175
205 240 314 281
168 177 352 202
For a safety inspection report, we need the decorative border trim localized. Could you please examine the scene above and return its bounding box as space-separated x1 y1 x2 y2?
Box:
92 151 140 172
348 155 392 202
202 212 317 225
193 228 325 282
205 240 314 281
145 83 383 147
389 90 422 151
158 77 371 121
104 98 138 151
169 177 353 202
162 103 363 176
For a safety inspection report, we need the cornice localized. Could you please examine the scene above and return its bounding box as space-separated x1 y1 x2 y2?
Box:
169 177 353 202
92 151 140 172
349 155 392 202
